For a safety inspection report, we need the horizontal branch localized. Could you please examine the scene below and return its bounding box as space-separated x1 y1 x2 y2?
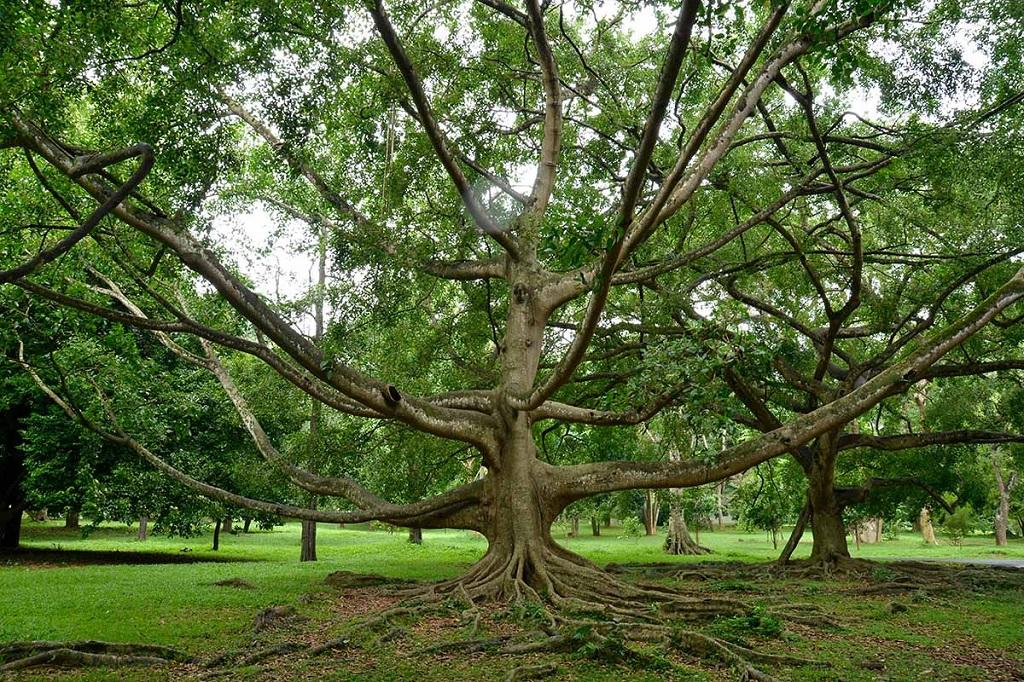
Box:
839 430 1024 452
552 264 1024 499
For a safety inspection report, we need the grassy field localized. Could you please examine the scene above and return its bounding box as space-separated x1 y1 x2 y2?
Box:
2 519 1023 681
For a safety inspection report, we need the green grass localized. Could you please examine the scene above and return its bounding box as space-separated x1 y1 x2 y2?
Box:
2 520 1022 680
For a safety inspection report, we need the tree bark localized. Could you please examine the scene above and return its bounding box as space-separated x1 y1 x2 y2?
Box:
854 517 883 545
137 516 148 542
243 517 252 533
992 454 1018 547
64 509 80 530
642 490 659 535
0 401 30 549
408 527 422 544
778 499 811 564
664 505 709 555
805 437 851 564
568 516 579 537
590 516 600 536
716 480 726 530
300 238 327 563
300 497 318 562
222 517 233 533
919 507 938 545
212 518 222 551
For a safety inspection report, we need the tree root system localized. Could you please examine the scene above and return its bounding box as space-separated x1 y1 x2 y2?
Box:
0 640 194 673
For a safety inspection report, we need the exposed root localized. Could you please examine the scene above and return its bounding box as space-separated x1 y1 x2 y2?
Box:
505 662 557 682
237 642 305 666
0 640 193 673
349 545 833 681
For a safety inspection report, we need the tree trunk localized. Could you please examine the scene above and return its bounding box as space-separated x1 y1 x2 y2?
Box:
805 440 851 565
0 402 29 549
854 517 883 545
642 490 659 536
664 505 709 555
992 454 1018 547
300 498 318 562
64 509 80 530
222 517 233 533
590 516 600 536
919 507 938 545
408 527 423 544
568 516 579 537
716 480 726 530
138 516 148 541
0 511 22 549
243 517 252 533
212 518 222 551
778 499 811 564
299 235 328 562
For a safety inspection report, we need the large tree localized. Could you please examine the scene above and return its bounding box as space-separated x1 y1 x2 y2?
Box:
2 0 1024 617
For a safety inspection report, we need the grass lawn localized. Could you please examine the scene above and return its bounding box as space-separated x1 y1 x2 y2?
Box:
1 519 1022 680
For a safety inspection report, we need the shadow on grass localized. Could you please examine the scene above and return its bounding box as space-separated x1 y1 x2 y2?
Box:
0 547 253 568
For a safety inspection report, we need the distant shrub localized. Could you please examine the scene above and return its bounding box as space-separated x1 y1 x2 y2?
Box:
942 506 977 548
618 516 643 538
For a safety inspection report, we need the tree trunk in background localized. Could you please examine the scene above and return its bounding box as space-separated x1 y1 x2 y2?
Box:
778 500 811 564
138 516 148 541
642 491 659 536
212 518 222 551
568 517 579 537
408 527 423 544
590 516 601 536
716 480 726 530
301 496 318 561
0 402 30 549
223 517 233 533
992 454 1019 547
0 512 22 549
919 507 938 545
665 506 709 555
300 234 327 563
64 509 80 529
243 517 252 533
854 518 883 545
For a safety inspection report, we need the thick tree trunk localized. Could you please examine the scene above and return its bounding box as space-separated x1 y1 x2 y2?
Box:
568 516 579 537
805 440 851 564
919 507 938 545
590 516 600 536
64 509 80 530
408 527 423 544
222 517 233 533
137 516 148 541
0 402 29 549
0 511 22 549
212 518 222 551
